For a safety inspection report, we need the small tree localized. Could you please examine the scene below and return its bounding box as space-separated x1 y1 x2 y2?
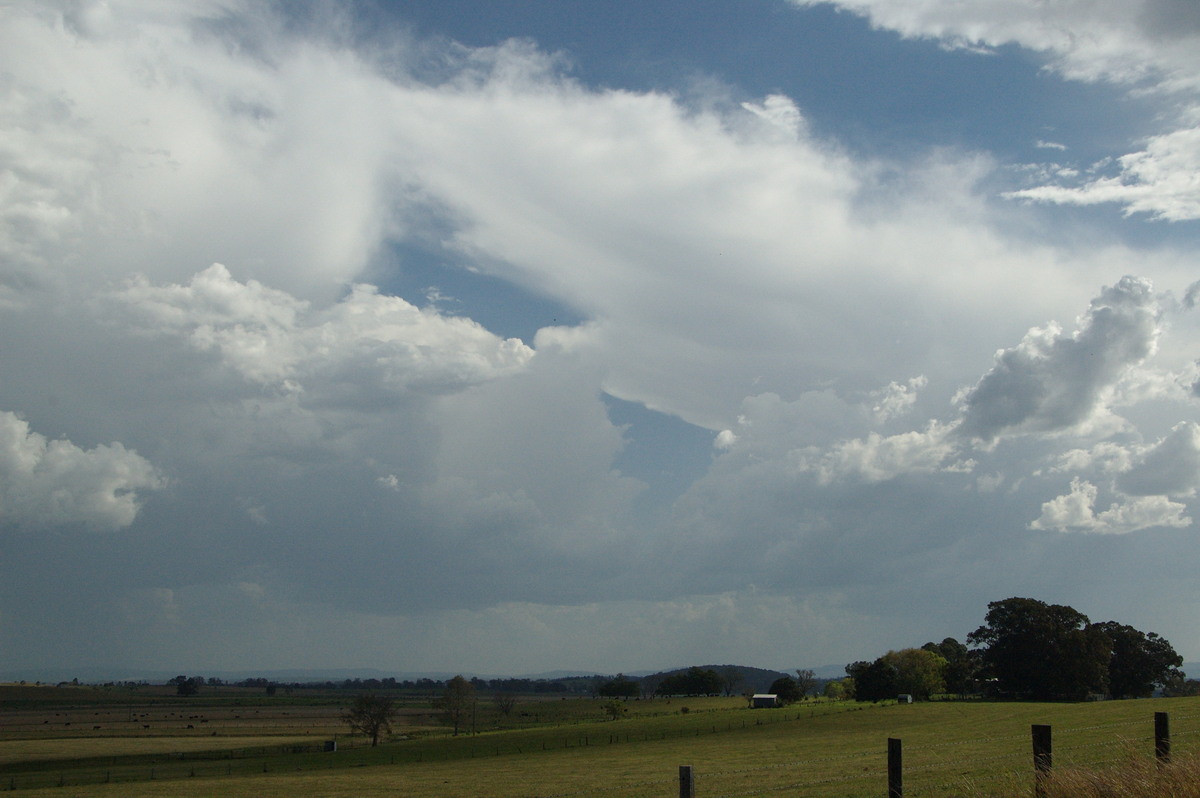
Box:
794 669 818 700
437 675 476 736
602 698 628 720
720 666 744 697
492 692 517 716
343 694 397 747
823 678 849 700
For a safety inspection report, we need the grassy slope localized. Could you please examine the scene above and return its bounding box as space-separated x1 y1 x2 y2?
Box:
10 696 1200 797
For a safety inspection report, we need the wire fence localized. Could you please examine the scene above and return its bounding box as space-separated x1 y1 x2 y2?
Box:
0 739 357 792
535 710 1200 798
3 708 1198 794
674 710 1200 798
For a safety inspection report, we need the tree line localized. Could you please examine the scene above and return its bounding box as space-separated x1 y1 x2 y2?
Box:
345 674 485 745
839 597 1190 702
165 674 602 696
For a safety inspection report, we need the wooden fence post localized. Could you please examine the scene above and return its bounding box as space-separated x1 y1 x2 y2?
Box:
888 737 903 798
1155 712 1170 766
1032 724 1052 797
679 764 695 798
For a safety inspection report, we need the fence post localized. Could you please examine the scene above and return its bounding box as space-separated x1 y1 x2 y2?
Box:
888 737 903 798
679 765 695 798
1032 724 1052 798
1155 712 1171 766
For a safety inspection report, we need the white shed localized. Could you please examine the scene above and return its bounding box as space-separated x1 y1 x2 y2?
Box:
752 693 779 708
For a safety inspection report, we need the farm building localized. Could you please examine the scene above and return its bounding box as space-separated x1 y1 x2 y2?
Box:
751 694 778 708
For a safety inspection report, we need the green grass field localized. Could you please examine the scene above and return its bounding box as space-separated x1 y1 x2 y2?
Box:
3 685 1199 797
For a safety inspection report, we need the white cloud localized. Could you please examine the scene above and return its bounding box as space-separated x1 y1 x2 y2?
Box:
740 94 807 139
799 423 958 484
1050 442 1138 476
110 264 534 400
791 0 1200 87
871 376 927 422
1009 126 1200 221
956 276 1160 441
0 0 402 301
1030 477 1190 534
0 410 161 531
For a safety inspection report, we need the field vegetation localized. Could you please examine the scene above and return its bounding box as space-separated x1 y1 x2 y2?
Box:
3 682 1199 796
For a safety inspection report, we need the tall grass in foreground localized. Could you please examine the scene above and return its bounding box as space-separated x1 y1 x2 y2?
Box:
1037 749 1200 798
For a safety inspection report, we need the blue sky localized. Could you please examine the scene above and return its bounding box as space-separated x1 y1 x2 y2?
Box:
2 0 1200 678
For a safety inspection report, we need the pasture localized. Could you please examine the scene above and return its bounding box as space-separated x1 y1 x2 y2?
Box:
2 683 1199 796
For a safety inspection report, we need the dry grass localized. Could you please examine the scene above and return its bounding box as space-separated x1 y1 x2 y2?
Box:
1039 749 1200 798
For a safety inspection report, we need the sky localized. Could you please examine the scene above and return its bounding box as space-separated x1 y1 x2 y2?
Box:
2 0 1200 679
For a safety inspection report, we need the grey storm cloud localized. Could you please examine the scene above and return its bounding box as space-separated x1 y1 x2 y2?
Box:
1118 421 1200 497
956 277 1160 442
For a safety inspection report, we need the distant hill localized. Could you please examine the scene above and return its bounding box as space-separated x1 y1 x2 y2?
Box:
808 664 851 679
634 664 791 695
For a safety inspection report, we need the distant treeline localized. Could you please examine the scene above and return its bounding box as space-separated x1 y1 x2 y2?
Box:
167 674 611 695
162 666 791 697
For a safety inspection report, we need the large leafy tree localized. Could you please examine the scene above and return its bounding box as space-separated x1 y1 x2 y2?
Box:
768 675 802 704
343 694 397 747
883 648 947 700
1094 621 1184 698
846 659 899 702
922 638 978 697
968 597 1109 700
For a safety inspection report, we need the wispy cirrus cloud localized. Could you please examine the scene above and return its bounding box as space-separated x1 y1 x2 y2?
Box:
794 0 1200 220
